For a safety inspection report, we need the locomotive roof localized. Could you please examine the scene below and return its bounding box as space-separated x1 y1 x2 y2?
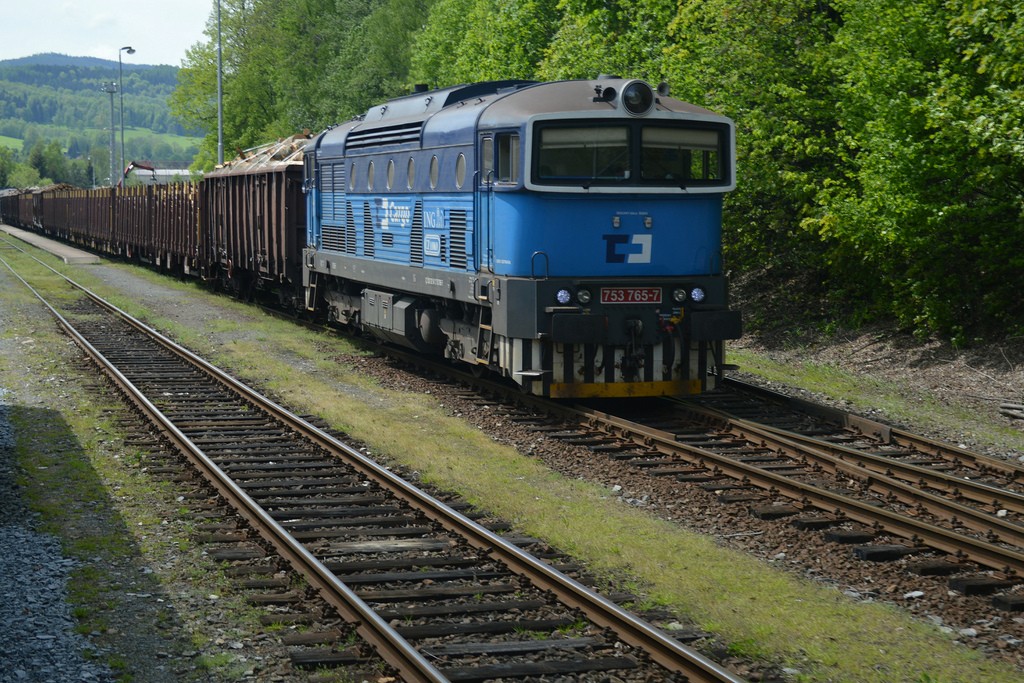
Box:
478 78 726 127
314 78 728 159
315 81 536 158
365 80 537 121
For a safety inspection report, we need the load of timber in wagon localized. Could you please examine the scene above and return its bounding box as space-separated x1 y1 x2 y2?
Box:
207 132 311 177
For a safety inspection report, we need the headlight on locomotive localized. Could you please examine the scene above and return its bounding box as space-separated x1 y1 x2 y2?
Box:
673 287 707 303
556 289 573 305
576 288 592 305
621 80 655 116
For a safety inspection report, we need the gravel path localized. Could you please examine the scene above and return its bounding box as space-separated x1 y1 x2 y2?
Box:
0 397 115 683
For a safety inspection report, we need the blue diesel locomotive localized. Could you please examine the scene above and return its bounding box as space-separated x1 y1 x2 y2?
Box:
310 77 742 397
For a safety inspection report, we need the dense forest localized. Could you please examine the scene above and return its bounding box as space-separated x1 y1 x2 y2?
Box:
0 55 201 187
167 0 1023 342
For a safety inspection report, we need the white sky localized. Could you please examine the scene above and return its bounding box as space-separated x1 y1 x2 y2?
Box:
1 0 215 66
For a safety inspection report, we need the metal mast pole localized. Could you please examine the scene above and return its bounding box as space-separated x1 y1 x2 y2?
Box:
217 0 224 165
101 82 118 185
118 46 135 179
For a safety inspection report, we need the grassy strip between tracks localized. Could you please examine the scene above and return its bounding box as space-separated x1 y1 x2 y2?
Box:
6 247 1022 683
727 348 1024 457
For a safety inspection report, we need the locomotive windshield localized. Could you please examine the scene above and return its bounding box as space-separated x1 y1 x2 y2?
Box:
537 127 631 182
533 121 729 189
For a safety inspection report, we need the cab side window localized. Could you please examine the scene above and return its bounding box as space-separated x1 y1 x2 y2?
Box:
497 133 519 183
481 133 519 184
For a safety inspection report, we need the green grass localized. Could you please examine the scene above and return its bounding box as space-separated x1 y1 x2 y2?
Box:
0 134 21 150
728 347 1024 454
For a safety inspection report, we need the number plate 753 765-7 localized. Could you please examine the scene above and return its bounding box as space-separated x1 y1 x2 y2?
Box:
599 287 662 304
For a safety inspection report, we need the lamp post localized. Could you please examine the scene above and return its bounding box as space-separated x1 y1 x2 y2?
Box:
118 46 135 180
100 82 118 186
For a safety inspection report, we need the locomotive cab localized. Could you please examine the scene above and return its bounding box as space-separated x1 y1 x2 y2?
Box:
471 79 741 396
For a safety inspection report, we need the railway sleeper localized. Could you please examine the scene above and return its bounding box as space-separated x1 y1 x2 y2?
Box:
852 544 922 562
783 515 835 531
948 575 1017 596
374 598 549 620
395 616 581 640
749 503 801 520
289 647 367 670
439 655 641 682
992 593 1024 612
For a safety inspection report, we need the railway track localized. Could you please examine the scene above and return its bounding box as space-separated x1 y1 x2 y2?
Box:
337 326 1024 589
1 245 745 682
538 388 1024 589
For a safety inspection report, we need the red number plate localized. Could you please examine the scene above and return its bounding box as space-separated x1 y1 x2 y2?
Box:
600 287 662 304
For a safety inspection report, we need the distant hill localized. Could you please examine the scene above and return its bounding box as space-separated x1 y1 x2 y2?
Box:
0 53 162 70
0 52 201 167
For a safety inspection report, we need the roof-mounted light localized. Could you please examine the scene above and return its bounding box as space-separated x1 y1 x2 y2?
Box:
621 80 655 116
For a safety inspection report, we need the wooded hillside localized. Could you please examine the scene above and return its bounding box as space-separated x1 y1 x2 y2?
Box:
0 54 201 186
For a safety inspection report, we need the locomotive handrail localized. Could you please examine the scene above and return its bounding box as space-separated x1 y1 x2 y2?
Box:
472 169 481 272
473 168 497 273
530 250 549 279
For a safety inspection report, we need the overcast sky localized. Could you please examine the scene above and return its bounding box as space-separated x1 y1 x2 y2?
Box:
1 0 215 66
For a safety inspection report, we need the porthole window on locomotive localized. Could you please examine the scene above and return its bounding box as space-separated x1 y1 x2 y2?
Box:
429 155 439 189
455 153 467 189
407 157 416 189
367 160 375 191
349 163 356 191
386 159 395 190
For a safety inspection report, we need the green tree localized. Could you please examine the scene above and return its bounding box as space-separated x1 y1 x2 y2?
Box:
941 0 1024 334
170 0 249 170
540 0 675 81
410 0 474 85
171 0 350 169
412 0 559 85
269 0 343 131
664 0 841 281
27 139 70 183
0 146 15 186
323 0 435 121
8 162 45 188
809 0 1024 337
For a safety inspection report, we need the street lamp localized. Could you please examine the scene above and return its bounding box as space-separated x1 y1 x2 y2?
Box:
100 82 118 186
118 46 136 181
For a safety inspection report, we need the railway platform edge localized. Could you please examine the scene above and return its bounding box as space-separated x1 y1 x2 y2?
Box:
0 224 100 265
